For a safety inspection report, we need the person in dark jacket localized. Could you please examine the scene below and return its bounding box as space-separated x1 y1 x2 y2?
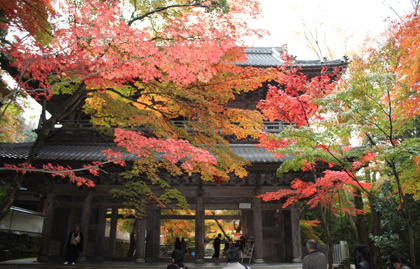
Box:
174 237 181 250
212 234 222 259
302 239 327 269
354 244 375 269
390 253 413 269
63 226 83 265
167 249 188 269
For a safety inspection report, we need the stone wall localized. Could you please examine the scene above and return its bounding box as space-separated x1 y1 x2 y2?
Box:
0 231 40 261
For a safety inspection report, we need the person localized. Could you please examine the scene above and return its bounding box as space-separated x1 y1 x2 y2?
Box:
223 236 231 257
302 239 327 269
167 249 188 269
238 236 246 256
212 233 222 259
354 244 376 269
63 226 83 266
181 238 187 256
222 248 250 269
174 237 181 250
390 253 413 269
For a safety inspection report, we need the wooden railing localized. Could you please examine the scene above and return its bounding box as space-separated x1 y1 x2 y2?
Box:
317 241 350 269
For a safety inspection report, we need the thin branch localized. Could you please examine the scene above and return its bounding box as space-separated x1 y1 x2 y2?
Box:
127 4 209 26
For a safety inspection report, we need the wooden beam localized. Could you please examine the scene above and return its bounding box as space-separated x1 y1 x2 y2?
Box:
160 215 241 220
50 184 288 197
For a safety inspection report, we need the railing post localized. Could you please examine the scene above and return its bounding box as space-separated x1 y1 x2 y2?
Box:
340 241 350 269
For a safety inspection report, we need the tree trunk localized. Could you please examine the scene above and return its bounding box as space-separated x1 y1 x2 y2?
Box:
405 216 416 268
214 218 228 238
318 204 333 269
391 162 416 268
0 84 87 220
354 189 369 245
367 194 383 269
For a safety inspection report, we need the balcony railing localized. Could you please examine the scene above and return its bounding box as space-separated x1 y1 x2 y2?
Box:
55 120 288 133
262 121 289 133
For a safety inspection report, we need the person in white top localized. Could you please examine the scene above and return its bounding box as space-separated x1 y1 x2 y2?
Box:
63 226 83 266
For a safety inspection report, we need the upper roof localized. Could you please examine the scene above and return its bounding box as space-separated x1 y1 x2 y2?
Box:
0 143 288 164
238 47 348 68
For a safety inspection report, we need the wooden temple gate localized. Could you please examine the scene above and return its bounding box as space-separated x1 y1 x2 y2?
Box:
34 164 305 263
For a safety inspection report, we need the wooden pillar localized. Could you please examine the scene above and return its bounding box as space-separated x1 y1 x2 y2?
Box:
253 184 264 264
38 193 56 261
278 209 285 261
195 183 205 264
107 207 118 257
66 207 75 237
291 202 303 262
145 208 161 261
135 218 146 263
152 209 161 259
145 209 154 261
241 210 249 237
94 208 107 260
78 191 92 261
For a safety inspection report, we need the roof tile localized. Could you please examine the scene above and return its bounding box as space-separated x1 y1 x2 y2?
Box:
0 143 286 163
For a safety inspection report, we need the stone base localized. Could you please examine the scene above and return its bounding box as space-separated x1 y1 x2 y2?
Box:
135 258 145 263
37 256 48 261
293 257 303 263
195 258 205 264
94 256 104 261
254 258 265 264
77 256 87 262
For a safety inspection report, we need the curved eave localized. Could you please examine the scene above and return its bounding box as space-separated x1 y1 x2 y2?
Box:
0 143 288 164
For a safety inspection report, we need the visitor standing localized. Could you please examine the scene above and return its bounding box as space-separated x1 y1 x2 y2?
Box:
302 239 327 269
223 236 230 257
238 236 246 257
174 237 181 250
63 226 83 266
181 238 187 256
212 234 222 259
354 244 376 269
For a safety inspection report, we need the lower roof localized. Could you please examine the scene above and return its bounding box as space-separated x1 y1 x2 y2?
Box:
0 143 287 163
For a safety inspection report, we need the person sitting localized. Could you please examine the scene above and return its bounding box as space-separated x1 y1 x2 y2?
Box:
222 248 250 269
167 249 188 269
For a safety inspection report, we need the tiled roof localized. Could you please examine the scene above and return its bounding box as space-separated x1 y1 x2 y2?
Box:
238 47 348 67
0 143 286 163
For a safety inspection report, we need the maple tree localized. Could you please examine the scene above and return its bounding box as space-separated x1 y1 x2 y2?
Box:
160 210 196 245
256 61 356 269
0 0 276 220
257 11 420 265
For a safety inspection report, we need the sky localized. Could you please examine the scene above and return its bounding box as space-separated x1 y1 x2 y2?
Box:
244 0 413 60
